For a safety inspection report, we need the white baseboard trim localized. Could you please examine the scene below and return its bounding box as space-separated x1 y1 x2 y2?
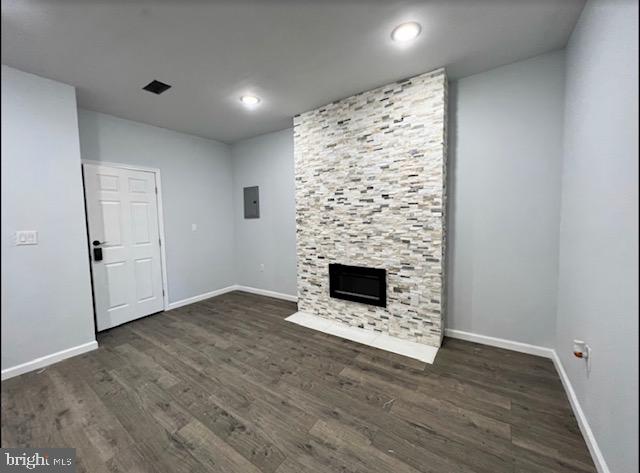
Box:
234 285 298 303
167 285 238 310
167 285 297 310
551 351 610 473
444 328 555 358
445 327 609 473
1 341 98 381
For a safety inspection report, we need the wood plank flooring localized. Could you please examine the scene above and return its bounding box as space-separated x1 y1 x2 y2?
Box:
1 291 596 472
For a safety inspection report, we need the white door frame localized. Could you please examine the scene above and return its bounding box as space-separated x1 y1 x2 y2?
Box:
82 160 170 312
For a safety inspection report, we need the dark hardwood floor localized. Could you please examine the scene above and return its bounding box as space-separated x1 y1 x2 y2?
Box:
1 291 596 473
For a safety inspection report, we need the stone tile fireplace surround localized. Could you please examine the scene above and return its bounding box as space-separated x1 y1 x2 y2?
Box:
293 68 447 348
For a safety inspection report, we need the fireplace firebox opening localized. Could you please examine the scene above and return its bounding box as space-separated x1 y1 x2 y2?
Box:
329 263 386 308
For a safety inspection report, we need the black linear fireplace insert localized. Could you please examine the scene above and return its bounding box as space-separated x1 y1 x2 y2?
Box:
329 263 387 308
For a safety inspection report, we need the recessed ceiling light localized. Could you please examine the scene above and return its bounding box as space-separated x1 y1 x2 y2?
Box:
240 95 261 106
391 22 422 42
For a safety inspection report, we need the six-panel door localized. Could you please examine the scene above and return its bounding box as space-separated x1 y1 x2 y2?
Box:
83 164 164 331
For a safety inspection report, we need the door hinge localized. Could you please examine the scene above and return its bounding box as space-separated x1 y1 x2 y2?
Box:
155 187 158 195
159 238 162 246
162 289 165 296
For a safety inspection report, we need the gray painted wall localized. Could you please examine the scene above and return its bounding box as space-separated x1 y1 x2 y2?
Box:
231 128 297 297
228 51 569 348
4 21 637 470
77 109 236 303
447 50 566 347
556 1 639 471
1 65 96 370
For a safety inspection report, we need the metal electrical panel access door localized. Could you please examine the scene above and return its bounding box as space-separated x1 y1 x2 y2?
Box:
244 186 260 218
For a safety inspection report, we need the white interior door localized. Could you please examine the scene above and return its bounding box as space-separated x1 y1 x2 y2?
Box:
83 163 165 331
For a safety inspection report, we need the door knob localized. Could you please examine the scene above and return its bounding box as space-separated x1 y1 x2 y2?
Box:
92 240 103 246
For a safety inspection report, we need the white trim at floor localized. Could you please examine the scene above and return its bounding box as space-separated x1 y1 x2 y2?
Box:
551 351 610 473
444 328 555 358
445 328 609 473
166 284 298 310
234 285 298 303
1 341 98 381
166 285 238 310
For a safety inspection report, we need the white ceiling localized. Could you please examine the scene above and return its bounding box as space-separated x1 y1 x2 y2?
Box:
1 0 585 143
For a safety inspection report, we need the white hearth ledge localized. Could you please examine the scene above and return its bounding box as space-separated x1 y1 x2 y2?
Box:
286 311 438 364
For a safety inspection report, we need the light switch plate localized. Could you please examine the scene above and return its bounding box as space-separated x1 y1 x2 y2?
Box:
16 230 38 246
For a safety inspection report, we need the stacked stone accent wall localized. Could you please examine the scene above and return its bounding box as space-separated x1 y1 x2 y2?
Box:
293 68 447 347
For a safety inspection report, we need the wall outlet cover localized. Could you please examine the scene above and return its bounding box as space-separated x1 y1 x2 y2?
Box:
16 230 38 246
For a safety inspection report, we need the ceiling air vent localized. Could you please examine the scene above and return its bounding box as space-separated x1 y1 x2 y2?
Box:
142 80 172 95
